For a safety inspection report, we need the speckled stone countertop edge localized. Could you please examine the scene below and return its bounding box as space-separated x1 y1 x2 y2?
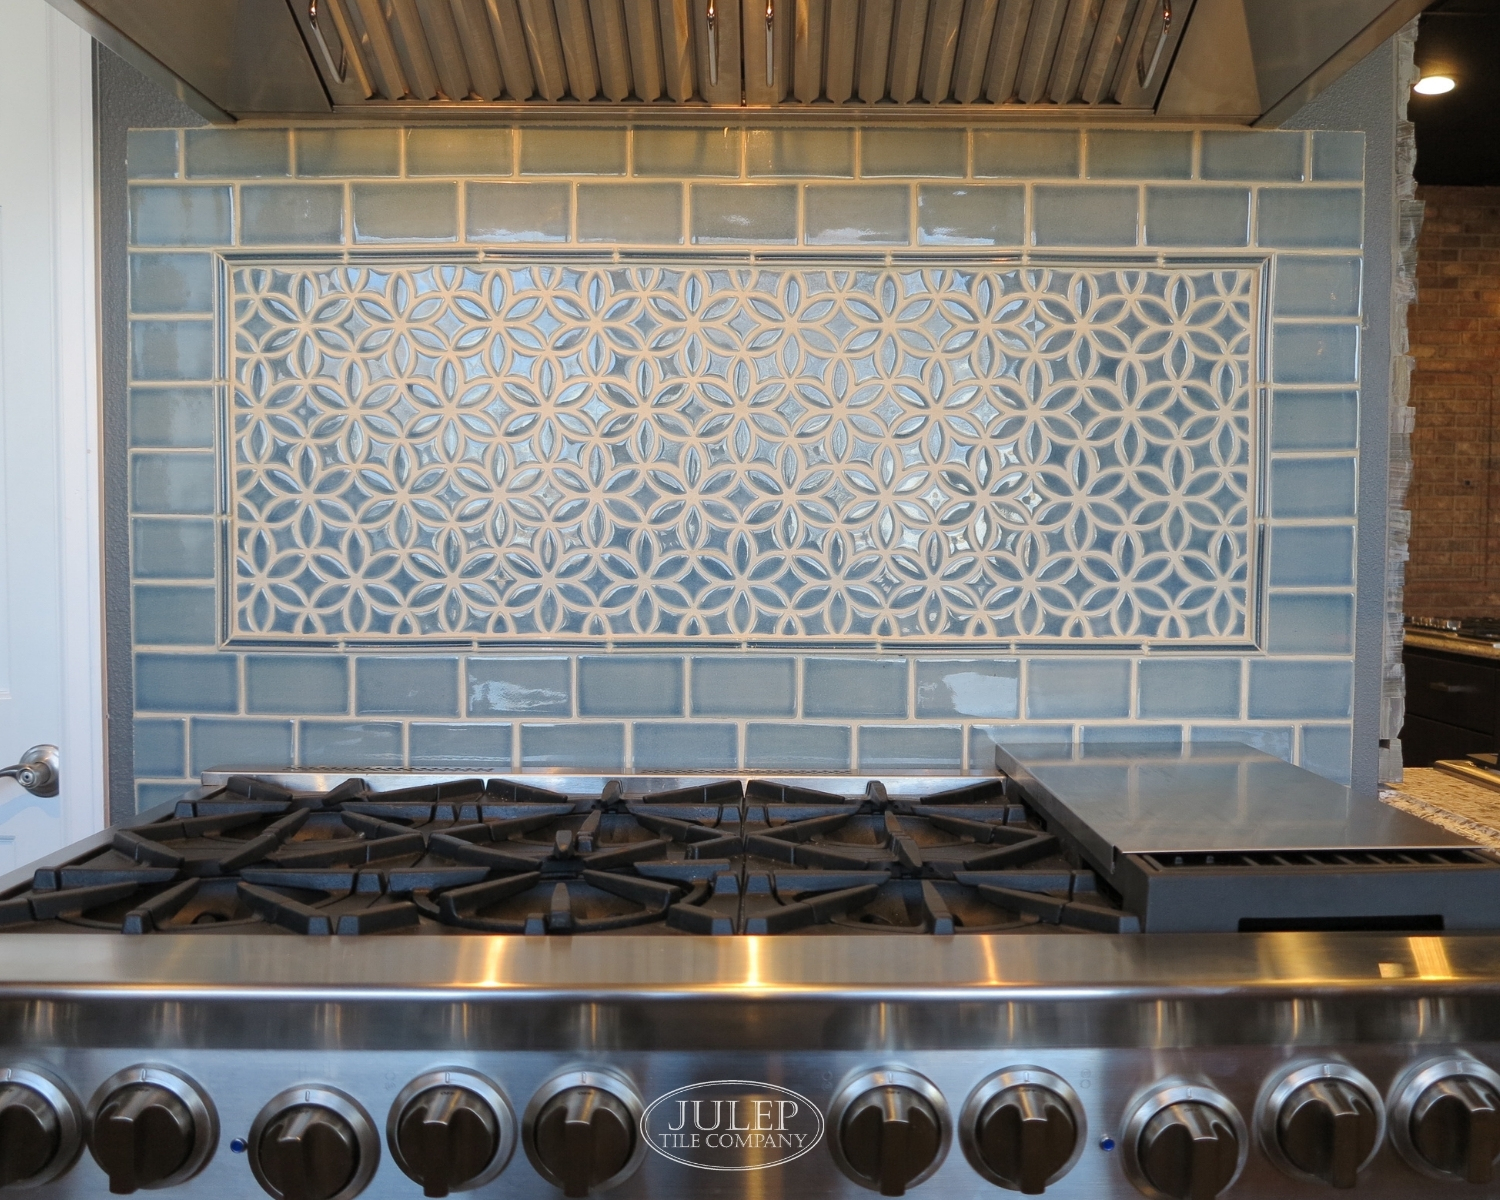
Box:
1382 768 1500 849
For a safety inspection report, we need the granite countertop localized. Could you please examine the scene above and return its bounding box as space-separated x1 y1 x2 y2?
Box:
1383 767 1500 848
1405 630 1500 661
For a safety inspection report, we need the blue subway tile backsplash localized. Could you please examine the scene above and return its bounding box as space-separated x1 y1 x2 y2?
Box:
123 120 1369 797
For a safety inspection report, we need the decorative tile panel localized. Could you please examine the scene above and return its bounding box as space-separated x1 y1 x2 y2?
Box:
230 258 1260 644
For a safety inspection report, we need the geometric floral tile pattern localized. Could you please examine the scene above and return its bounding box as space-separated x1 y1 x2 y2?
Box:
230 259 1259 643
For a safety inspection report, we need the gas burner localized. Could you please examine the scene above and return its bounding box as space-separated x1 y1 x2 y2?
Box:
412 870 703 934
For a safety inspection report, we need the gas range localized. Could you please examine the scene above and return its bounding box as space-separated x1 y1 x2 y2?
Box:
3 744 1500 1200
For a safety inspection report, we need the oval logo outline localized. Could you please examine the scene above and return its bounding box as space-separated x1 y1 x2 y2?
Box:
640 1079 825 1172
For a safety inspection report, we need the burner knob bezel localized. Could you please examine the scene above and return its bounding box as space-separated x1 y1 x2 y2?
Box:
826 1067 951 1195
1256 1061 1384 1187
1121 1080 1247 1200
247 1085 378 1200
959 1066 1086 1193
521 1069 645 1197
386 1069 515 1196
1388 1056 1500 1183
0 1065 83 1189
84 1066 216 1192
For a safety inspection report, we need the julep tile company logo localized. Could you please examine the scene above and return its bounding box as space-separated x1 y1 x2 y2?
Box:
641 1080 824 1171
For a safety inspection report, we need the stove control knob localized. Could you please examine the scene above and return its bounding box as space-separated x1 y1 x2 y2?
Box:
249 1087 376 1200
973 1084 1078 1194
0 1071 80 1188
86 1069 215 1195
1275 1079 1379 1188
390 1071 514 1198
831 1073 949 1197
1125 1090 1244 1200
531 1087 636 1197
1409 1074 1500 1183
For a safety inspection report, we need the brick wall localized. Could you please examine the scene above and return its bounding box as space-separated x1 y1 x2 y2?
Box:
1407 186 1500 616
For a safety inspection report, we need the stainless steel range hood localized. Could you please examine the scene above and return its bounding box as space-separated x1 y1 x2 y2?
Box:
54 0 1423 124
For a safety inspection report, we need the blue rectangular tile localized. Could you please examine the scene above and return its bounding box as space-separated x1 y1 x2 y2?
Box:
134 719 185 778
634 127 740 176
129 186 232 246
968 724 1072 771
1028 660 1131 719
130 253 214 314
915 660 1019 719
519 128 627 175
804 658 908 719
857 725 963 771
409 723 514 769
1271 391 1358 451
690 657 795 716
1189 725 1294 761
972 130 1080 178
917 186 1025 246
861 128 966 177
296 128 401 176
130 453 216 514
246 655 349 714
1199 131 1304 181
1312 132 1364 182
1032 186 1138 247
578 656 683 717
127 130 179 180
185 128 290 178
130 320 214 382
804 186 910 246
137 783 191 812
1301 723 1353 784
132 518 215 579
521 723 626 771
632 723 738 772
356 657 459 716
1145 187 1249 247
192 718 294 774
466 183 571 242
1087 130 1192 178
241 184 346 246
406 127 514 176
130 388 215 448
1080 725 1183 749
1271 458 1356 519
1248 661 1352 719
1275 257 1361 317
576 183 683 244
745 724 851 771
746 128 855 177
1258 189 1363 248
691 185 797 245
300 721 404 767
1273 324 1359 385
352 183 458 243
468 657 571 716
1267 593 1354 654
136 654 238 713
1137 659 1242 719
1270 526 1355 587
134 584 216 646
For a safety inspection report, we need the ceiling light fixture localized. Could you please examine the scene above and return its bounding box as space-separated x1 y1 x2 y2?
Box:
1413 74 1457 95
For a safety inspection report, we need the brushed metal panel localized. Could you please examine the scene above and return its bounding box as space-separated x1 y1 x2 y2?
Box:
621 0 665 99
656 0 697 100
692 0 741 104
743 0 792 103
1154 0 1258 116
554 0 603 98
949 0 998 102
589 0 634 98
822 0 858 101
983 0 1030 102
855 0 894 101
1047 0 1099 102
386 0 443 97
1015 0 1065 102
449 0 505 96
415 0 476 97
483 0 538 97
286 0 377 102
348 0 414 96
1077 0 1132 103
919 0 965 101
791 0 825 101
886 0 928 102
516 0 570 97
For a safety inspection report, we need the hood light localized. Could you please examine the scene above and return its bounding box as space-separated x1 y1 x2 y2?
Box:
1413 74 1456 95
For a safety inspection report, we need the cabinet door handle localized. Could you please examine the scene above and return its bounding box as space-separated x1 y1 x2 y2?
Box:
1430 681 1482 694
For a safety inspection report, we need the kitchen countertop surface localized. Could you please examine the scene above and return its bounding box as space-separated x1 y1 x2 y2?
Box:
1383 767 1500 847
1405 630 1500 660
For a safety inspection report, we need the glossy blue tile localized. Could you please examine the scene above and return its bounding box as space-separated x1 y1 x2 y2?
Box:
1312 132 1364 182
1270 527 1355 587
134 719 185 777
1248 661 1352 719
468 658 571 716
804 659 908 719
132 518 215 579
1087 130 1192 178
130 453 216 514
917 186 1025 246
915 660 1019 719
690 657 795 716
352 183 458 243
1258 189 1363 248
356 657 459 716
1189 725 1294 761
1145 187 1249 246
1272 391 1358 451
1271 457 1357 518
1028 660 1131 719
1199 131 1305 181
576 184 683 244
1274 324 1359 384
135 654 238 713
1032 186 1138 247
521 723 626 771
634 127 740 176
409 723 514 769
129 186 232 246
137 783 191 812
746 128 855 177
632 723 738 771
192 718 294 773
134 585 216 646
861 128 966 177
129 388 215 448
1137 659 1242 719
744 724 851 771
127 130 179 180
406 127 514 176
857 725 962 770
130 321 214 382
804 186 910 246
246 655 349 714
1301 723 1353 784
1267 593 1354 654
185 128 290 178
519 128 627 175
466 183 571 242
1079 725 1183 749
295 128 401 176
972 130 1079 178
578 657 683 716
691 185 797 244
300 721 404 767
130 253 214 314
241 184 346 245
1275 257 1361 317
968 724 1072 771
